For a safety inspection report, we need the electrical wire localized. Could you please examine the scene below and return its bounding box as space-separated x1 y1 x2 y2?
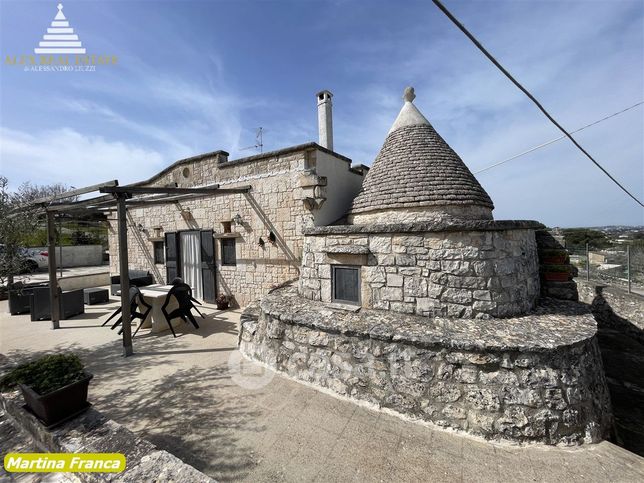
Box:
431 0 644 207
475 101 644 174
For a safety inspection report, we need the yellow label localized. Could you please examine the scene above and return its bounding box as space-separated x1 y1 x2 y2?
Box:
4 453 126 473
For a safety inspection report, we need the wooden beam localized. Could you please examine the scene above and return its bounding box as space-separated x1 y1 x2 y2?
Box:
46 212 60 330
31 180 118 205
101 186 217 195
117 195 133 357
46 194 117 212
122 188 251 207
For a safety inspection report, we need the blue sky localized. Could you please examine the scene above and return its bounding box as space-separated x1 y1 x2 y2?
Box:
0 0 642 227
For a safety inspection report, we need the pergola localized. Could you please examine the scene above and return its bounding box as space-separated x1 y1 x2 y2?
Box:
13 180 251 356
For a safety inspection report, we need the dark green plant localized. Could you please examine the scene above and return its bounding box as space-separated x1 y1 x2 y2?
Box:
0 354 86 395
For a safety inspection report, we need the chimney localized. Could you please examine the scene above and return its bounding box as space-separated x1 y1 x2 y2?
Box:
316 90 333 151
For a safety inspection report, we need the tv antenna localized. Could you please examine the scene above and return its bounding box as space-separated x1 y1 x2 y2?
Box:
240 127 264 153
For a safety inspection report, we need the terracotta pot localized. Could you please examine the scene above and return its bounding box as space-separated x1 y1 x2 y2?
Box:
541 255 568 265
19 373 93 427
543 272 570 282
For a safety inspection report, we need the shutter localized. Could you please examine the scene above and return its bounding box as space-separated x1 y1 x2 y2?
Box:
165 232 180 284
334 266 360 303
200 230 216 303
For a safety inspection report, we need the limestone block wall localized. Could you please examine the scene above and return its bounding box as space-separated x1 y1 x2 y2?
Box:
107 146 365 307
240 286 613 445
108 151 308 307
299 223 540 318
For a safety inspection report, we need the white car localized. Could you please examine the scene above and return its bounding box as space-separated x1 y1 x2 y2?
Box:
19 248 49 272
0 245 49 273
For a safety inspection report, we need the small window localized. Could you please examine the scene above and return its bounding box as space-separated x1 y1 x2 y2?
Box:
332 265 360 304
182 167 190 178
221 221 232 233
153 241 164 264
221 238 236 266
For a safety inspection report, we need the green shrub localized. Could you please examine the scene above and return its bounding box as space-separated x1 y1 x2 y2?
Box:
0 354 85 395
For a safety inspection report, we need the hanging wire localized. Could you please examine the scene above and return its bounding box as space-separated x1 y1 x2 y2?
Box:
431 0 644 207
475 102 644 174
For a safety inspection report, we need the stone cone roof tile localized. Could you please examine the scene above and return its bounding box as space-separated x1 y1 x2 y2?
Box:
350 88 494 214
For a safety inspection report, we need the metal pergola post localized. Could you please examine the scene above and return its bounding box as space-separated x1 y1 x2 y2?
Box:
46 211 61 329
117 194 133 357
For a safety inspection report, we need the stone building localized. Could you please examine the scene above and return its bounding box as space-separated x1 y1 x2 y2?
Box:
241 87 613 446
107 91 367 306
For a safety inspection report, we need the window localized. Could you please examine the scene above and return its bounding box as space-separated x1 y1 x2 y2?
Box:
332 265 360 304
221 238 236 266
153 241 164 264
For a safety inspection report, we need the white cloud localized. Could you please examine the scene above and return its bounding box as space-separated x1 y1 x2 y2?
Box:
0 127 165 189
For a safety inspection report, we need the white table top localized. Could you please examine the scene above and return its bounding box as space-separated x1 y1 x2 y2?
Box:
139 285 173 299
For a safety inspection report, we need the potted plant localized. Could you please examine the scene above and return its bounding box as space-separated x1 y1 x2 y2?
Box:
0 353 92 427
215 294 230 310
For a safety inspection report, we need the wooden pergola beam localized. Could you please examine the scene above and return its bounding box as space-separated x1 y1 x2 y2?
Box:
46 194 116 212
32 180 119 205
100 185 223 196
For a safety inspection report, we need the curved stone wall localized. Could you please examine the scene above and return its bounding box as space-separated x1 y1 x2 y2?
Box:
240 286 613 445
299 221 541 318
349 204 493 224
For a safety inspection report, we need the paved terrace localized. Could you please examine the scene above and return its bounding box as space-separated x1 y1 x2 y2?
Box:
1 296 643 482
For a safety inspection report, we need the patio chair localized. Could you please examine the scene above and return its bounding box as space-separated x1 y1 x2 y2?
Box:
104 287 152 337
160 282 203 338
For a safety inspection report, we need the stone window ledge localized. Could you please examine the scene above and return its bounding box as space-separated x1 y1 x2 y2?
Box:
322 245 370 255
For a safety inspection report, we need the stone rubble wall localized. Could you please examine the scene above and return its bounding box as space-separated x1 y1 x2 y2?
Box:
0 391 215 483
299 227 540 318
240 287 613 445
576 280 644 455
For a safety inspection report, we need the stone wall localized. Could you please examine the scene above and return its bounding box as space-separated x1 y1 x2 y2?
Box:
107 146 364 307
33 245 103 268
349 204 493 224
0 390 214 482
577 280 644 455
240 286 612 445
299 221 541 318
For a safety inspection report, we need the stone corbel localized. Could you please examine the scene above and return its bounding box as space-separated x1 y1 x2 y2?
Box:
299 170 327 211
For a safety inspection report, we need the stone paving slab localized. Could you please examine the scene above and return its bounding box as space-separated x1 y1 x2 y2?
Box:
1 298 643 482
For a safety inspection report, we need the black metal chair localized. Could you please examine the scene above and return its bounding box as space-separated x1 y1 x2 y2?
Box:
103 287 152 337
160 283 204 338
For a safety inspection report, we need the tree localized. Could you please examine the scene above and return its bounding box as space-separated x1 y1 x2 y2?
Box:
0 177 75 288
562 228 612 250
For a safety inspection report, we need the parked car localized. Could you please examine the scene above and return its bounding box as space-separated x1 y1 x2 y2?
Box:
0 244 48 273
20 248 49 272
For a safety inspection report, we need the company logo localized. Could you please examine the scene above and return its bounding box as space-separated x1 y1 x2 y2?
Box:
4 2 117 72
34 3 86 54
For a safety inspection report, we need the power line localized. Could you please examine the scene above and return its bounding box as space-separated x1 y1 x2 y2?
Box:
431 0 644 207
475 101 644 174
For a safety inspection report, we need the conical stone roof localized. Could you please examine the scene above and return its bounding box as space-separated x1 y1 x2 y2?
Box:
348 87 494 223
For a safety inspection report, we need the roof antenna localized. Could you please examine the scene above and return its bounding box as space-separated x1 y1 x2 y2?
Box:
240 127 264 153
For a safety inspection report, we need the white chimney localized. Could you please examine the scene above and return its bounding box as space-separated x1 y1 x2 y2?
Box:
316 90 333 151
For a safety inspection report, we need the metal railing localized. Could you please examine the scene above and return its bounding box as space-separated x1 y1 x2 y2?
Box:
568 244 643 294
